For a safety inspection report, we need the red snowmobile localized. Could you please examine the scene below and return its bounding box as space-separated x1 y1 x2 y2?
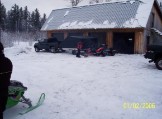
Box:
84 44 116 57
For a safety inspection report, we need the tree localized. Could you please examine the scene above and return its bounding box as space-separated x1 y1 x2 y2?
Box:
34 8 41 30
29 11 35 31
66 0 83 6
1 1 46 32
89 0 103 4
23 6 30 32
19 7 23 31
0 1 6 30
7 4 20 32
41 13 46 27
29 9 41 31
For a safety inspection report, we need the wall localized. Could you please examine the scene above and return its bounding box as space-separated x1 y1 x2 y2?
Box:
145 3 162 50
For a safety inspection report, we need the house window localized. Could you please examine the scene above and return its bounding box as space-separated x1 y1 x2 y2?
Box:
151 13 155 27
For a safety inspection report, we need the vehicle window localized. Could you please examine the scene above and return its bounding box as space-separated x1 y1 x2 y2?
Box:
48 38 57 43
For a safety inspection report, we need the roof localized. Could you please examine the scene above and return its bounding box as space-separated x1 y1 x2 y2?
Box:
41 0 155 31
151 28 162 36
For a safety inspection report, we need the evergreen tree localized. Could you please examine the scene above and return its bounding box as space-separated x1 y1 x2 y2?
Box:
0 1 6 30
23 6 30 32
66 0 83 6
30 11 35 31
41 13 46 27
89 0 103 4
19 7 23 31
8 4 20 32
34 8 41 30
1 1 46 32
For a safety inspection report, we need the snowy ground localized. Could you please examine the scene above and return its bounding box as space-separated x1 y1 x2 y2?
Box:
3 42 162 119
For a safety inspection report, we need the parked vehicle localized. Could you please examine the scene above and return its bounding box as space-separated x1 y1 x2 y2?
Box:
84 44 115 57
34 38 64 53
61 36 116 56
144 45 162 70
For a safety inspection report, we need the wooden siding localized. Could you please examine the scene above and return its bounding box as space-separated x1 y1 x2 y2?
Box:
106 32 113 48
135 31 144 54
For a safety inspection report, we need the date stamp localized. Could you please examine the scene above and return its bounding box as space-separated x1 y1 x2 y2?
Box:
123 102 156 109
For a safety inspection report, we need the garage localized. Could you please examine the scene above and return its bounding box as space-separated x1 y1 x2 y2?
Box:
113 32 135 54
88 32 106 47
51 33 64 41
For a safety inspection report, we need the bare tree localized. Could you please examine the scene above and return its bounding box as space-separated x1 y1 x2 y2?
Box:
89 0 103 4
65 0 83 6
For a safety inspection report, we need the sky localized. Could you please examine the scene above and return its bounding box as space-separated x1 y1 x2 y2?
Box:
1 0 70 17
1 0 162 17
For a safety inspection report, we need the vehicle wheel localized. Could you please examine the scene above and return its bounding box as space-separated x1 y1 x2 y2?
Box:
45 49 49 52
50 47 56 53
35 47 40 52
103 51 108 56
110 52 115 56
155 58 162 70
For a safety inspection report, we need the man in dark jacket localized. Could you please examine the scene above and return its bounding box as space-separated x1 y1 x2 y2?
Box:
76 41 83 58
0 42 13 119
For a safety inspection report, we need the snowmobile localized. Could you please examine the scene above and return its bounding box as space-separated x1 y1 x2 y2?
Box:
6 80 45 115
84 44 116 57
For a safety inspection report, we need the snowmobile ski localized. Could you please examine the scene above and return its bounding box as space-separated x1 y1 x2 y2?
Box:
19 93 45 115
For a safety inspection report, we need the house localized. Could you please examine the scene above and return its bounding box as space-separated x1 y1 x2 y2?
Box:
41 0 162 54
150 28 162 45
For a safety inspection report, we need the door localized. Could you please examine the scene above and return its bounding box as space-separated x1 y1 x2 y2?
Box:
39 39 49 49
113 32 134 54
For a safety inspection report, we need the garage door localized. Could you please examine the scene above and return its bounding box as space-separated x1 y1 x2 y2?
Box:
113 32 134 54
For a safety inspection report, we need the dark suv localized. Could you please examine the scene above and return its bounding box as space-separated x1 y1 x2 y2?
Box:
34 38 63 53
144 45 162 70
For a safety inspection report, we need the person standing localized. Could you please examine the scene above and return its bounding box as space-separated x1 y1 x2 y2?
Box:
76 41 83 58
0 42 13 119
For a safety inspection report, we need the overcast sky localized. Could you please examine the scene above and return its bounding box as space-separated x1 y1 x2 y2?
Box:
1 0 70 16
2 0 162 17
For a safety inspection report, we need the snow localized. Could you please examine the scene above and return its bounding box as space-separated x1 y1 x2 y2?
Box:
47 17 54 23
123 18 140 27
134 0 154 27
59 20 94 29
58 20 117 29
3 42 162 119
64 11 69 17
151 28 162 35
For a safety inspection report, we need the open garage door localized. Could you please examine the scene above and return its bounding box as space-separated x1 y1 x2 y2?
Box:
51 33 64 41
88 32 106 47
113 32 134 54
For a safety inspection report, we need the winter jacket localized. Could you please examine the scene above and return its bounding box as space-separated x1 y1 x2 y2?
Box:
77 42 83 49
0 53 13 112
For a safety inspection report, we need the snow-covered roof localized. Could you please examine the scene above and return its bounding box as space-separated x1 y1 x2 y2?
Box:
41 0 155 31
151 28 162 36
